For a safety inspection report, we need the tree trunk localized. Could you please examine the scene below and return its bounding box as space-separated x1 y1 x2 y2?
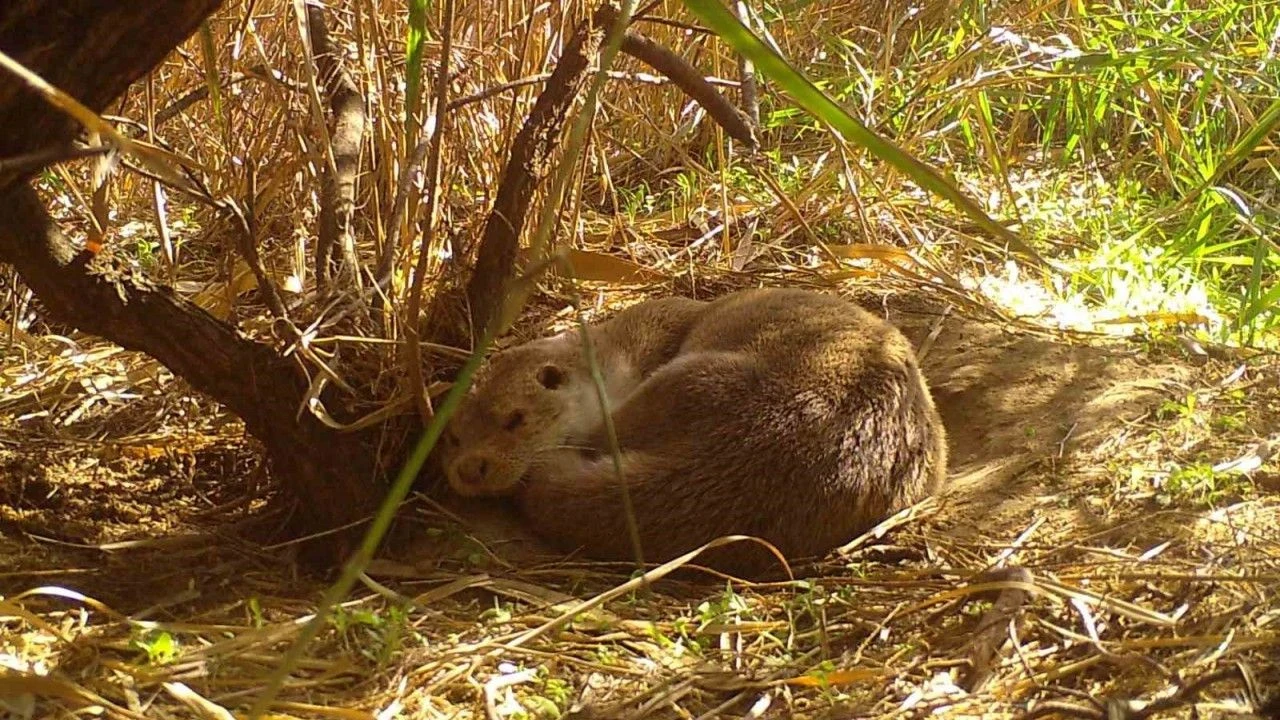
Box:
0 0 218 175
462 4 621 335
0 0 380 564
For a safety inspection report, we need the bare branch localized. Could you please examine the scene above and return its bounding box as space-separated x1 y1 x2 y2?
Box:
463 3 621 334
305 0 367 292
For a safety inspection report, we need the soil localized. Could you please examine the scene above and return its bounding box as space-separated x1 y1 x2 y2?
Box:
3 284 1278 718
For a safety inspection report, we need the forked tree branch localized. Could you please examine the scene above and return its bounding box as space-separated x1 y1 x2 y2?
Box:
462 3 757 336
0 0 380 562
462 3 623 336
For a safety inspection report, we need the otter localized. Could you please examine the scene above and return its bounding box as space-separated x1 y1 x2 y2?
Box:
436 287 948 577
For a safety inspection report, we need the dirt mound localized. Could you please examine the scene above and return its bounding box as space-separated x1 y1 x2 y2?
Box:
890 297 1196 540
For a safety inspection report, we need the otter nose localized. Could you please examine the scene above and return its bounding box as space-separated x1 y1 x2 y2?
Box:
454 454 491 487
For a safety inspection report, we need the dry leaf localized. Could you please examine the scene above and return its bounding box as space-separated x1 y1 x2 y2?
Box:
824 243 915 263
779 668 883 687
558 249 665 284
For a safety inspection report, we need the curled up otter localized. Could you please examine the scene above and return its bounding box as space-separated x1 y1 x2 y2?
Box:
436 287 948 577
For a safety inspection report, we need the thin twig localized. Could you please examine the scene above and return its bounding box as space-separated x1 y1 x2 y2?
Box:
402 0 456 424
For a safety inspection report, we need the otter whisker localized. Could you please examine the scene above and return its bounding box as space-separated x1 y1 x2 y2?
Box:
551 443 599 452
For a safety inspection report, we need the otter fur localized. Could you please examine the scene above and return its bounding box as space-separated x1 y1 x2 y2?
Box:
437 287 947 577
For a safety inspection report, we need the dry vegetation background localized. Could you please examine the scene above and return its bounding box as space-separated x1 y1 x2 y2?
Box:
2 0 1279 718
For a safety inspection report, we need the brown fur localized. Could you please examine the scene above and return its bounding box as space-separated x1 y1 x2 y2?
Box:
436 288 948 577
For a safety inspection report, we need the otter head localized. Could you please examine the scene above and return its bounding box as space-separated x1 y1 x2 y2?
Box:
440 340 592 497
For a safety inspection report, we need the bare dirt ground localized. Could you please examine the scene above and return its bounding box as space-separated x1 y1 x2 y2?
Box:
2 279 1278 719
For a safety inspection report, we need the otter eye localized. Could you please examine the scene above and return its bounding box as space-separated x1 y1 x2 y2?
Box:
537 364 565 390
503 410 525 431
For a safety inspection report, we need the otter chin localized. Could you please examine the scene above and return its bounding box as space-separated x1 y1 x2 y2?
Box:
435 288 948 578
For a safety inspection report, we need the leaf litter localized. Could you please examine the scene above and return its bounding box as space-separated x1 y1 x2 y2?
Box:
2 257 1279 719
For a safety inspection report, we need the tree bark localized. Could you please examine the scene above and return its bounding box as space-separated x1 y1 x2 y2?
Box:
463 4 621 335
0 0 221 185
460 4 756 335
0 0 380 563
306 0 366 292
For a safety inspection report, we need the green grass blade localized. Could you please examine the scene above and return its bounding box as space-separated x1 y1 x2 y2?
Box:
681 0 1041 262
1211 96 1280 188
404 0 429 147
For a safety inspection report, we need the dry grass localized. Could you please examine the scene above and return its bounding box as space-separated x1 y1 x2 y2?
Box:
3 0 1280 717
2 335 1279 718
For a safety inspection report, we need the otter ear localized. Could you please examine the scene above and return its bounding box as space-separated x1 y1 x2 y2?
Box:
536 363 566 390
